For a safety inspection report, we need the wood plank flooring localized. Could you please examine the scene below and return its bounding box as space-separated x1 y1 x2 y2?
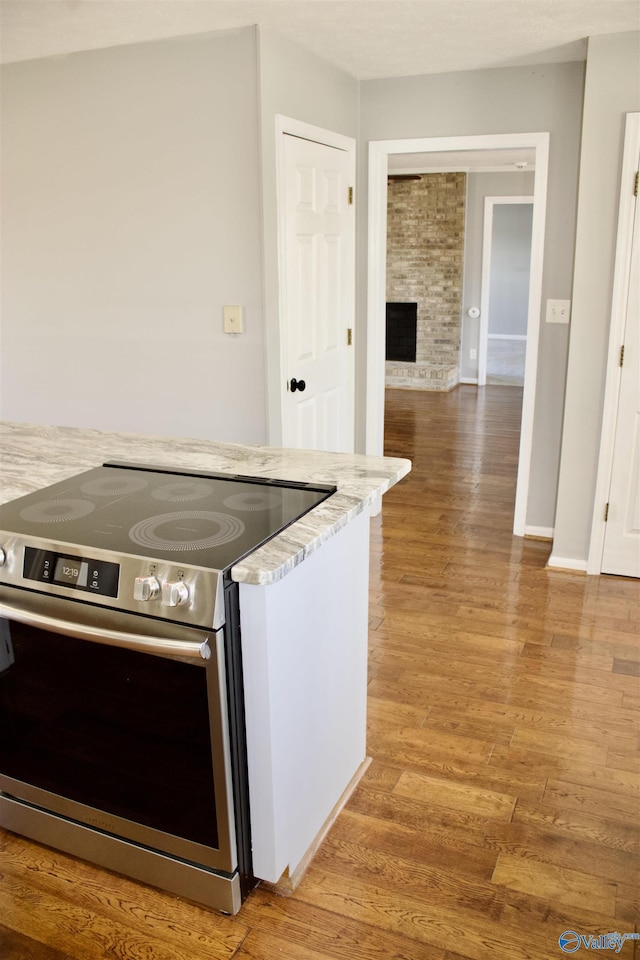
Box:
1 385 638 960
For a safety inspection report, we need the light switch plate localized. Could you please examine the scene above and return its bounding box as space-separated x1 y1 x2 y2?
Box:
223 305 243 334
546 299 571 324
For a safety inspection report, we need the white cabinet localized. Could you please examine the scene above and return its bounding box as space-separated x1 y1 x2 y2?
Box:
239 508 370 883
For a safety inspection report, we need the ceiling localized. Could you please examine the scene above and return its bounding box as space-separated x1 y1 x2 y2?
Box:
0 0 638 78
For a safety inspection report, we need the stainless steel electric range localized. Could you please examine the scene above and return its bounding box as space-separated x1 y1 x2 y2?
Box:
0 461 335 914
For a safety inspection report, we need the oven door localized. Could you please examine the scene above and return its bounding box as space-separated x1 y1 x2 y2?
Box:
0 587 238 876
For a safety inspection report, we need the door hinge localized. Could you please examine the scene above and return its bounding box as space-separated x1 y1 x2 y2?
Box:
347 328 353 346
635 170 639 197
620 345 625 367
604 502 609 522
348 186 354 206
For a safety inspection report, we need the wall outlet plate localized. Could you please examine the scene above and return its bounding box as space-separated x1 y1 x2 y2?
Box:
546 299 571 324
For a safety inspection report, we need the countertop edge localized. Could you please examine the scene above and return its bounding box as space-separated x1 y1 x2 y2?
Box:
230 495 366 585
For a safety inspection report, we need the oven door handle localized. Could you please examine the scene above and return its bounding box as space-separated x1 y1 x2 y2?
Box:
0 602 211 660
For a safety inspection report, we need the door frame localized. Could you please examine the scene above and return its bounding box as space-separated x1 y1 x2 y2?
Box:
588 112 640 574
479 196 534 386
272 115 356 450
367 132 549 537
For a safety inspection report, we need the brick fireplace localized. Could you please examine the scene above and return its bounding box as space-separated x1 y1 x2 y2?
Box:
386 172 466 391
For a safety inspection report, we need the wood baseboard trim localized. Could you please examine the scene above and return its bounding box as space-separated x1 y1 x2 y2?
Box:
262 756 372 897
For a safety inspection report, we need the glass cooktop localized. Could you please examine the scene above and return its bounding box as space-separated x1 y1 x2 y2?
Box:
0 462 335 571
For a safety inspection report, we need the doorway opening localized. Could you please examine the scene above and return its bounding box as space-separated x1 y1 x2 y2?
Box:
367 133 549 536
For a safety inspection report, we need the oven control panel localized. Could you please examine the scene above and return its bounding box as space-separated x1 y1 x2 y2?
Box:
0 534 225 630
24 547 120 598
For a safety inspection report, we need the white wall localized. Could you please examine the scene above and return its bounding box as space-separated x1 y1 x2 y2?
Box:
359 63 584 529
0 28 266 443
552 31 640 565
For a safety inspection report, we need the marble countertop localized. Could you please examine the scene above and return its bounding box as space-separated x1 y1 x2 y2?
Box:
0 422 410 585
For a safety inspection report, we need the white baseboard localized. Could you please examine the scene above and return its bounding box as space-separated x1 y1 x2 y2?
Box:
524 525 554 540
459 377 478 385
546 554 588 573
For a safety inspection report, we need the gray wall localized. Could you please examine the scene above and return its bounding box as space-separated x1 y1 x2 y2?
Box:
0 28 266 443
0 24 360 449
257 27 359 446
553 31 640 564
359 63 584 529
461 171 534 380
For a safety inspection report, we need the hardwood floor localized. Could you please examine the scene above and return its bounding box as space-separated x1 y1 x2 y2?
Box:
1 385 638 960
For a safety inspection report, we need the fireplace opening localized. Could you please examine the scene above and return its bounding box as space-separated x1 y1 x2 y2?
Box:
386 302 417 362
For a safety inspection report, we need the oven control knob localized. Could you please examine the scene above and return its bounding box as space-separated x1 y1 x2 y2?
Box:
162 580 190 607
133 576 160 602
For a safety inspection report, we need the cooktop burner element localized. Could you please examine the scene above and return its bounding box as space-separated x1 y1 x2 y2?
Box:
150 480 216 503
222 490 283 512
80 474 150 497
20 498 97 524
128 510 246 552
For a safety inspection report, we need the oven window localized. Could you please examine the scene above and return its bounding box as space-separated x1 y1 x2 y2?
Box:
0 621 219 849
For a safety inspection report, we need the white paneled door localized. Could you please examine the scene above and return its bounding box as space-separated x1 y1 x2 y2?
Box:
281 132 355 453
601 165 640 577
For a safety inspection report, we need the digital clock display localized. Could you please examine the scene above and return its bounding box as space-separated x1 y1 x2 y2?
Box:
54 557 89 587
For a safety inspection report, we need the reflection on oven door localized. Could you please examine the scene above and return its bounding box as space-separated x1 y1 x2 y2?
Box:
0 619 14 673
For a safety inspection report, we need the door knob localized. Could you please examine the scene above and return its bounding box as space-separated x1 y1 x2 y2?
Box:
290 378 306 393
